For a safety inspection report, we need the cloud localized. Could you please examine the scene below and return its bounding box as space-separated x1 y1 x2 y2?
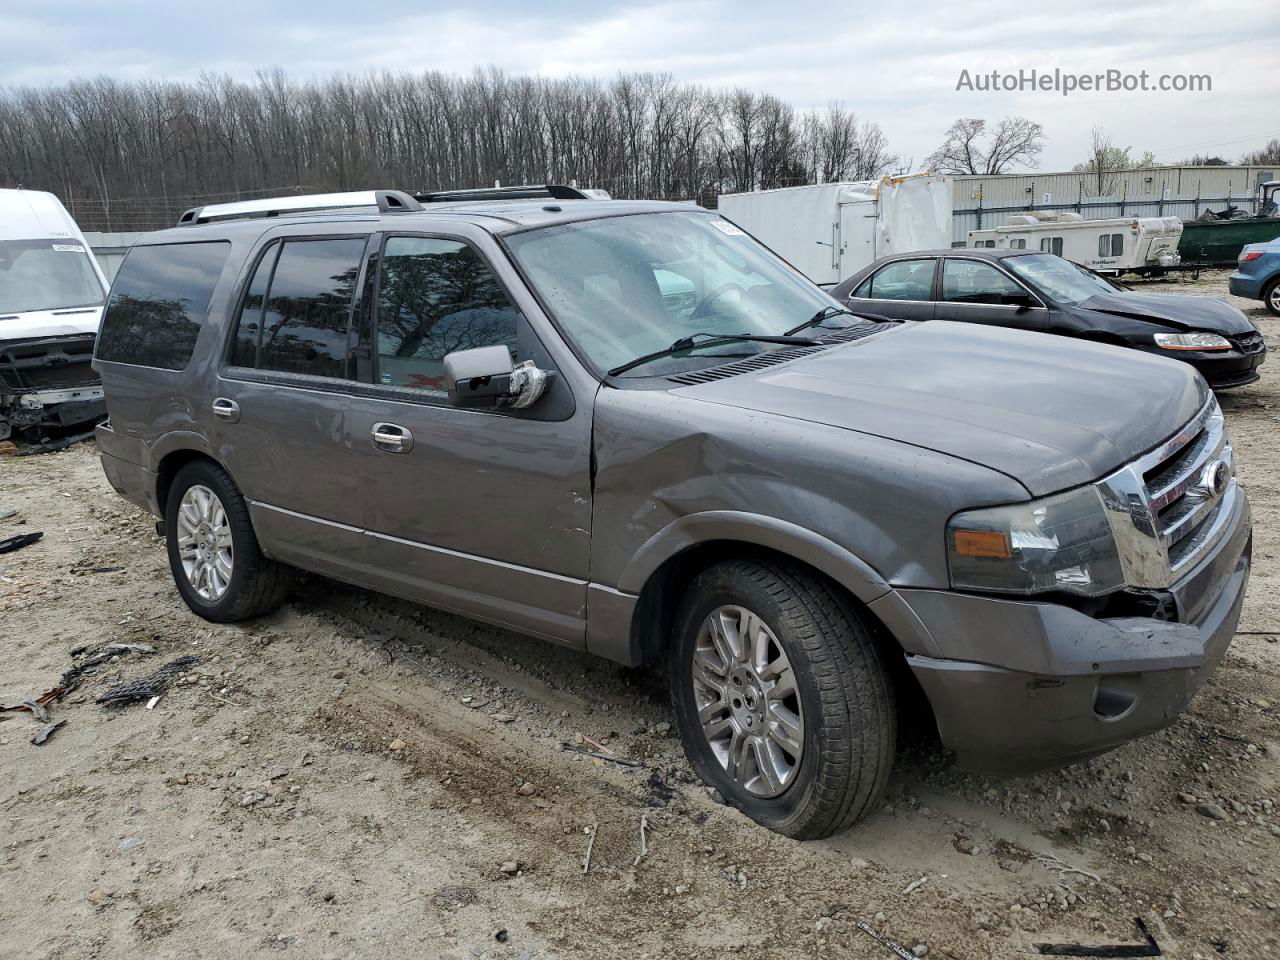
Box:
0 0 1276 169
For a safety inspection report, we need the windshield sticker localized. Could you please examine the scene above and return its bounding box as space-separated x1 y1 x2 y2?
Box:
51 243 86 253
710 221 746 236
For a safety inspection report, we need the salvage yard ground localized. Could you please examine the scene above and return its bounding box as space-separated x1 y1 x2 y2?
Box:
1 269 1277 960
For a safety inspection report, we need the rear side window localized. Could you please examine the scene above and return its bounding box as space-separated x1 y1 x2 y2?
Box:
863 259 935 301
231 237 366 379
96 241 230 369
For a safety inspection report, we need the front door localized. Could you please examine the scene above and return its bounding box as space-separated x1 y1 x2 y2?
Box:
346 231 594 646
935 257 1049 330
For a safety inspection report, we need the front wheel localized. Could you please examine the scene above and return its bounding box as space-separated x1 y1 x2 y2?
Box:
669 559 896 839
165 459 292 622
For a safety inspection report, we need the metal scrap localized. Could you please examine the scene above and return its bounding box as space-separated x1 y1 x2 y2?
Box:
1035 917 1161 957
31 720 66 745
581 824 598 875
853 919 917 960
96 655 200 706
0 531 43 554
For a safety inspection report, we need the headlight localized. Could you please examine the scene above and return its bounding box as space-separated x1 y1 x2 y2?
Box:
947 485 1124 597
1153 332 1231 351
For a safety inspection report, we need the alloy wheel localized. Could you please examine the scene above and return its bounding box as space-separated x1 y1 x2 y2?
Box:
690 604 805 797
176 484 233 601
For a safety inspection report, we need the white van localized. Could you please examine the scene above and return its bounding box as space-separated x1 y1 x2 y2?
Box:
0 189 110 440
967 211 1182 276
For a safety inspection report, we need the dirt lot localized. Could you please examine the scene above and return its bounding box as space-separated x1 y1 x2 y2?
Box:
2 269 1277 960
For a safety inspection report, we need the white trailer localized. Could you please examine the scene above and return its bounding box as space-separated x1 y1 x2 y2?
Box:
967 211 1183 275
717 174 953 286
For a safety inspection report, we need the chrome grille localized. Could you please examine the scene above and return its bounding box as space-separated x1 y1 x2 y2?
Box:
1097 396 1238 588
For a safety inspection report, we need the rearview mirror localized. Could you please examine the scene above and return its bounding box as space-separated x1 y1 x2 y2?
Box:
443 346 550 409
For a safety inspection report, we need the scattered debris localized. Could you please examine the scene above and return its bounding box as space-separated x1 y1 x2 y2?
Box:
582 824 597 875
854 919 917 960
0 508 16 520
96 655 200 706
562 743 642 767
1195 801 1229 821
633 813 650 867
0 531 43 554
31 719 66 745
499 861 519 876
579 732 613 755
902 876 929 895
145 696 161 710
22 700 50 723
516 781 536 796
389 738 406 751
1034 917 1161 957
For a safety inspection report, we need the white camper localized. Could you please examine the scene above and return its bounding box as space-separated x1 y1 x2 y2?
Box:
0 188 110 440
967 211 1182 276
716 174 953 286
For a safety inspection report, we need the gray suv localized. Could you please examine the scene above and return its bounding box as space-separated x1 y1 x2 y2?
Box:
94 186 1251 839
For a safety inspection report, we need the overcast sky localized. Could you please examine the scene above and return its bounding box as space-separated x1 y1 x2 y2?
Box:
2 0 1277 171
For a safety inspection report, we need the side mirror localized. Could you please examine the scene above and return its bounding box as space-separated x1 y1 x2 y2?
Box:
443 346 550 409
1003 292 1035 311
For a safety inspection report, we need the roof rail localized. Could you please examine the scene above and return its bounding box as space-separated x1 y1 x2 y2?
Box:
176 189 423 226
413 184 610 203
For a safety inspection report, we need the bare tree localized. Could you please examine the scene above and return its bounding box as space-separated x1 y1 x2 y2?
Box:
1241 139 1280 166
926 116 1044 175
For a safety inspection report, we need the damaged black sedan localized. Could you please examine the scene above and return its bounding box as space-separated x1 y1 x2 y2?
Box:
832 249 1265 389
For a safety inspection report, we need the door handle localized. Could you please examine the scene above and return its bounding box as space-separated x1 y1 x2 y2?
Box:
371 422 413 454
211 397 240 423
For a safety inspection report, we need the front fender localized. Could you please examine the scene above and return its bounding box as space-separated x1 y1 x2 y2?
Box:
617 509 892 604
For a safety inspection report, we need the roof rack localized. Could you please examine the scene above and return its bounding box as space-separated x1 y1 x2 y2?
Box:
413 184 610 203
176 189 422 226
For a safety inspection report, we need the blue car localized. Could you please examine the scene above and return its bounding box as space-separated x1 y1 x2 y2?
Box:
1230 237 1280 315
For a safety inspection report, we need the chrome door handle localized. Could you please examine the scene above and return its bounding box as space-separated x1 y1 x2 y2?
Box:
371 422 413 453
211 397 240 423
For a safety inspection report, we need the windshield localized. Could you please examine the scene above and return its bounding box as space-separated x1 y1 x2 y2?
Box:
0 239 105 314
505 211 839 375
1005 253 1117 305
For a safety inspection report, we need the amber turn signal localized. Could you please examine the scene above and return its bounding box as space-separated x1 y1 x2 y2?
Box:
952 529 1012 559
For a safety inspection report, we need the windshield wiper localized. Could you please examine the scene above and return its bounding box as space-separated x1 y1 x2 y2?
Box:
607 331 821 377
784 304 861 336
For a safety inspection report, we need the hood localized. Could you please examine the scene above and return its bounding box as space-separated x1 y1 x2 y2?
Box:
0 305 103 343
674 322 1207 497
1076 291 1255 334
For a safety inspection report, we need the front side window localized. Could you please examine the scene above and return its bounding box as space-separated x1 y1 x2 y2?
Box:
375 237 519 392
0 239 104 314
233 237 365 378
942 260 1024 304
866 259 936 300
1006 254 1116 304
505 212 837 376
97 241 230 369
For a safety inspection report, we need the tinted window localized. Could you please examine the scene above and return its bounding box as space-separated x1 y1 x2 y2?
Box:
257 237 365 378
942 260 1024 304
866 259 935 301
375 237 519 392
97 241 230 369
232 242 278 367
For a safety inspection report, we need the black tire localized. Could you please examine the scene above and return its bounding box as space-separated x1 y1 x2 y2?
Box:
1264 277 1280 317
669 559 896 839
164 459 292 622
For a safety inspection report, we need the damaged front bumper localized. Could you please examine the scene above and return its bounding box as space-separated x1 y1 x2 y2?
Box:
880 488 1251 774
0 334 105 439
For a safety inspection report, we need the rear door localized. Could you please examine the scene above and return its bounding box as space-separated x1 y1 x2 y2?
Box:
212 228 374 578
935 257 1049 331
345 227 594 646
843 257 937 321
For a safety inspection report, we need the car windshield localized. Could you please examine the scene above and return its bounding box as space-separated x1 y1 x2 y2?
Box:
0 239 105 314
505 211 840 375
1005 253 1117 305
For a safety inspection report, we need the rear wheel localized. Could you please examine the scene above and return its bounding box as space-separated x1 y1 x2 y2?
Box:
669 559 896 839
1264 277 1280 317
164 459 292 622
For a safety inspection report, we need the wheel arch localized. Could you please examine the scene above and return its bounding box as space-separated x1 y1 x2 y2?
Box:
153 438 225 516
609 512 895 667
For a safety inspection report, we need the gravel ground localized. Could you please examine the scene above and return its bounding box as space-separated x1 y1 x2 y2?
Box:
1 268 1277 960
